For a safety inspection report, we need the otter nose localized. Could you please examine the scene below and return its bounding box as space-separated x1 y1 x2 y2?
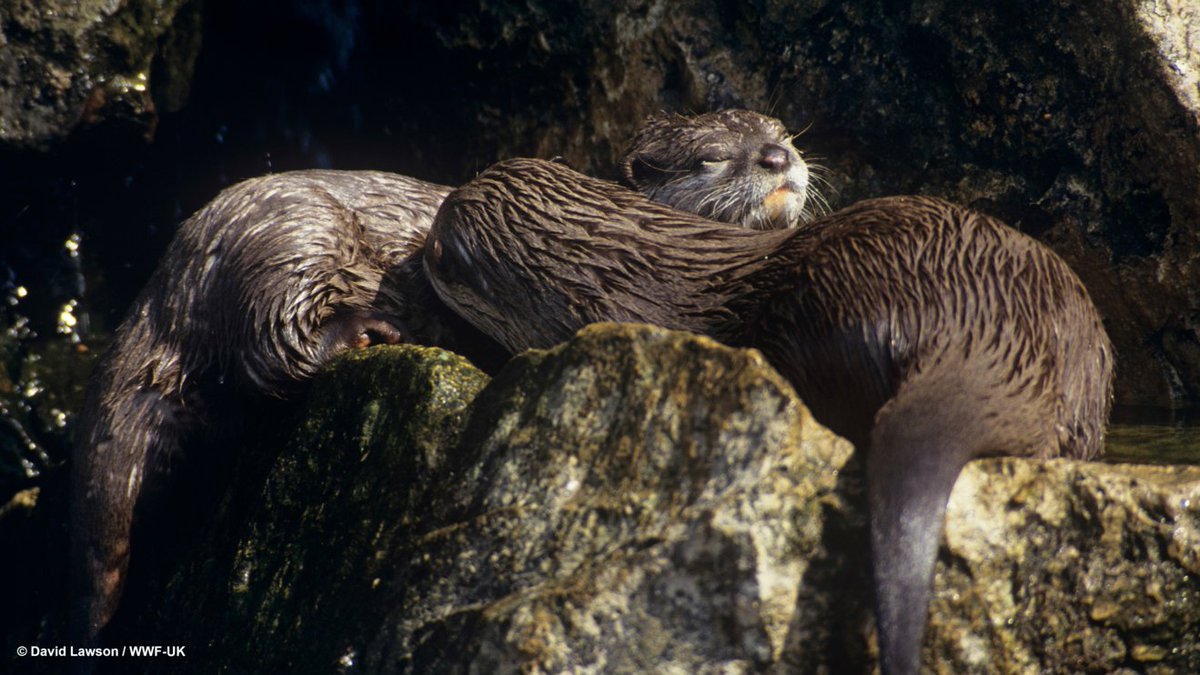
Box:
758 144 791 172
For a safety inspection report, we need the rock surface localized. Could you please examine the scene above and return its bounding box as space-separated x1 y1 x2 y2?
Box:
121 324 1199 674
0 0 200 149
126 343 493 673
365 323 857 673
934 459 1200 674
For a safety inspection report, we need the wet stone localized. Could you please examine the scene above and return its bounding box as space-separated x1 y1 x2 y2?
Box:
125 324 1200 673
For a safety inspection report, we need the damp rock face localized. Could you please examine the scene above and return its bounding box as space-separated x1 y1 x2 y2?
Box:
128 343 493 673
0 0 200 149
365 323 857 673
125 323 1200 674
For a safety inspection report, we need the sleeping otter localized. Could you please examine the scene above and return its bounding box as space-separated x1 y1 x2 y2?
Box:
424 158 1113 675
71 109 818 644
621 109 825 229
68 170 499 642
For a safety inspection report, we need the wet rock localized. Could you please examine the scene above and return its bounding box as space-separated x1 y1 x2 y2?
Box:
931 459 1200 673
126 323 1199 673
128 343 492 672
0 0 201 150
368 323 856 673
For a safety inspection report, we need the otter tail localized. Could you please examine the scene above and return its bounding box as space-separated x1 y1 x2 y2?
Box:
68 308 199 644
69 383 182 643
866 371 1050 675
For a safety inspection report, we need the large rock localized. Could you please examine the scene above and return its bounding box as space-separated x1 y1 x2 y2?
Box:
934 459 1200 673
124 324 1200 674
365 323 856 673
126 343 493 672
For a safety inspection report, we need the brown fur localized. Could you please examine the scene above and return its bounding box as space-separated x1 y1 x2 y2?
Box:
69 170 502 641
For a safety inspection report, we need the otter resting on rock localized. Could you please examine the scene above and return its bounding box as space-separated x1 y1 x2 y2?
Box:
69 170 495 642
71 109 817 644
424 158 1113 675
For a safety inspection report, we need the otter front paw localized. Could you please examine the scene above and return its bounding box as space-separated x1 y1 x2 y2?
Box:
321 311 412 354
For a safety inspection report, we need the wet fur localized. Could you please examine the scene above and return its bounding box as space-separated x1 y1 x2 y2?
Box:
69 170 502 641
425 158 1113 674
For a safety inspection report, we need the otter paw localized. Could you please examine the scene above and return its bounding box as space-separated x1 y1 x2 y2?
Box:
324 312 412 352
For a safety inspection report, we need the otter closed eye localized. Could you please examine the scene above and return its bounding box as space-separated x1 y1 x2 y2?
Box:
621 109 825 230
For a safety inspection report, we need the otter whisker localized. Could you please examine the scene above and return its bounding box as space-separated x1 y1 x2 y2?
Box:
621 109 811 230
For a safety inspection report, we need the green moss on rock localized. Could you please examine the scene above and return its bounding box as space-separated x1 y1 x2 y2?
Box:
135 344 490 673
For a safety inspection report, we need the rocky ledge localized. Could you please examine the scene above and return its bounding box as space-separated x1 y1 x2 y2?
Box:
127 323 1199 674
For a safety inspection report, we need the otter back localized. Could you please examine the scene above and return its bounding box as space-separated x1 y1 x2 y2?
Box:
425 158 1113 675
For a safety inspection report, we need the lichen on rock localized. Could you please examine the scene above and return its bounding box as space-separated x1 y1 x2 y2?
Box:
373 323 856 673
931 459 1200 673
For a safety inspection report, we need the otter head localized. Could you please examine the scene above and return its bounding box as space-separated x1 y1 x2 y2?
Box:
621 109 814 230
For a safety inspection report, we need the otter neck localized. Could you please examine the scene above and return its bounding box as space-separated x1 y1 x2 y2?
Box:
427 158 801 352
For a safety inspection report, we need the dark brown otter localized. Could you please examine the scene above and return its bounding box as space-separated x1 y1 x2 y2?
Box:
424 158 1113 675
622 109 826 229
69 170 505 642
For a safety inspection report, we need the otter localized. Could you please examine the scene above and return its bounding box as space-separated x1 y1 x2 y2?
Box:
621 109 826 229
71 109 818 644
423 158 1113 675
69 170 503 642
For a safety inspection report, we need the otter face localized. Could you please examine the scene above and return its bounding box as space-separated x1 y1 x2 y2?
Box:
621 109 818 230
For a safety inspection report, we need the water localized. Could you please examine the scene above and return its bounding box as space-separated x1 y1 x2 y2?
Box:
1104 406 1200 466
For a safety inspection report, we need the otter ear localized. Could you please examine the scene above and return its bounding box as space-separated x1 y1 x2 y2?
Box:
622 155 656 189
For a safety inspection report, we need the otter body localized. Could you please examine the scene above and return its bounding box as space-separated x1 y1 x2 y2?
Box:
425 158 1113 675
69 169 490 640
